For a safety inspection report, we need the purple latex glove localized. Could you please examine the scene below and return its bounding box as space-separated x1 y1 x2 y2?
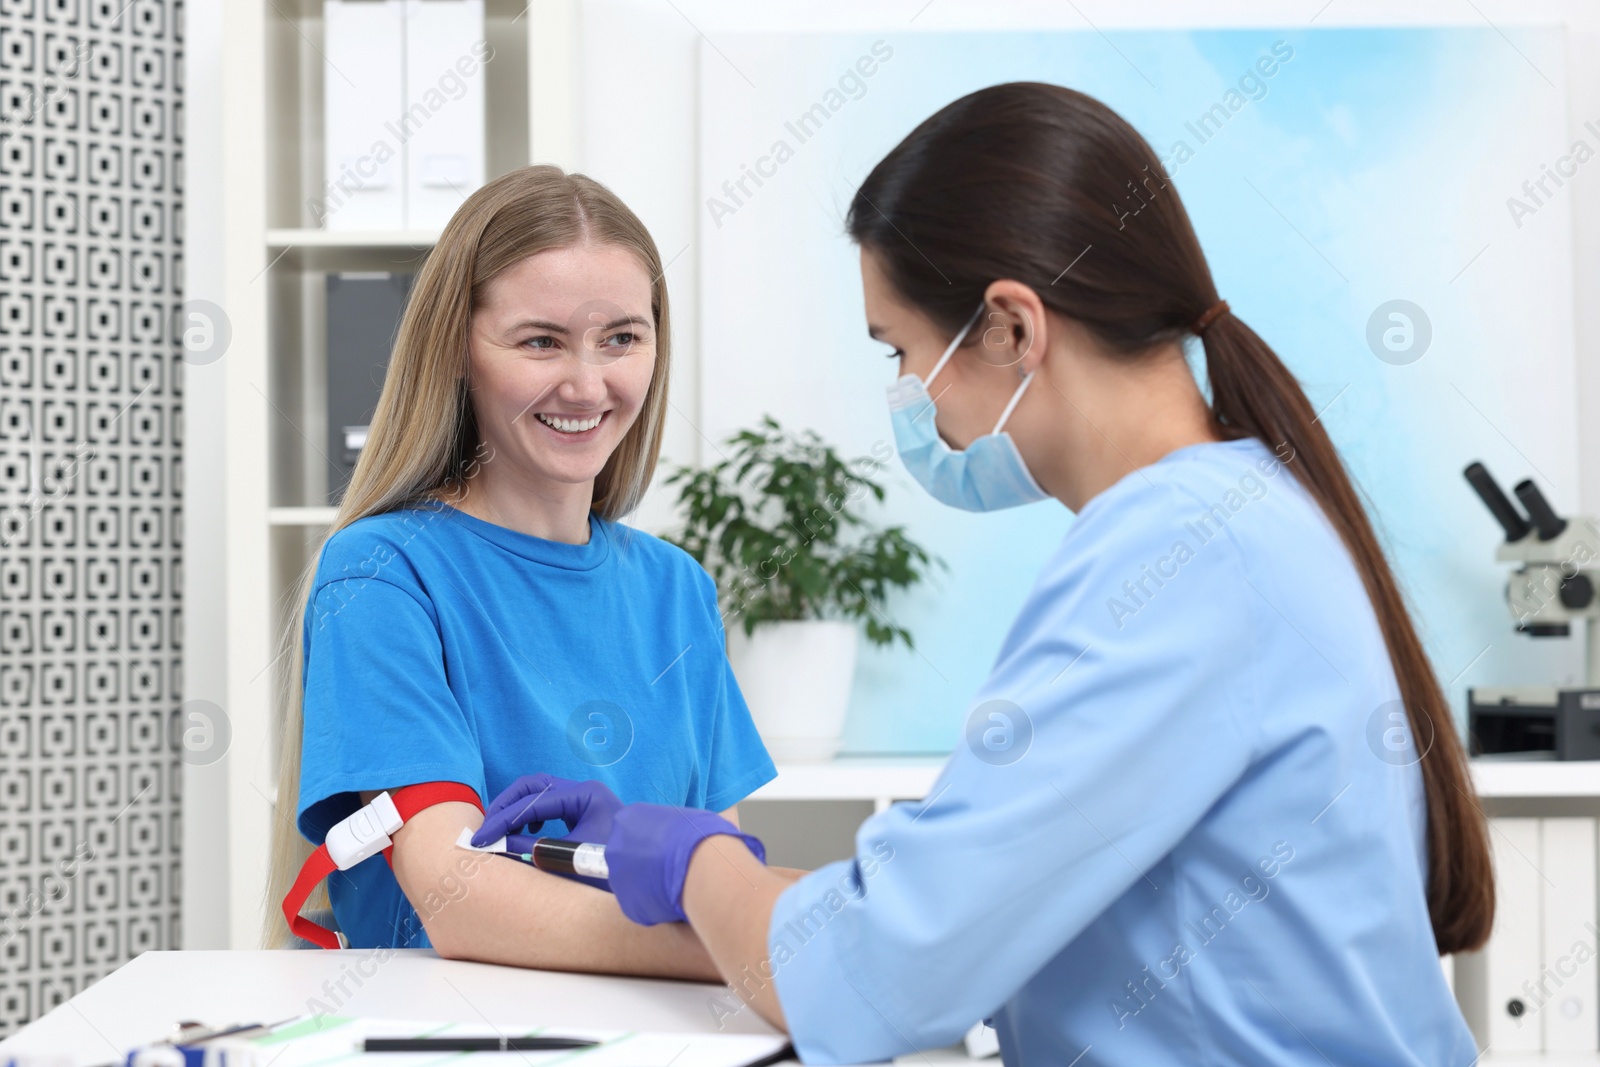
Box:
606 803 766 925
471 774 621 891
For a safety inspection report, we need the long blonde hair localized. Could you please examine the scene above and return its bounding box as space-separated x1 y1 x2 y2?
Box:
262 165 672 947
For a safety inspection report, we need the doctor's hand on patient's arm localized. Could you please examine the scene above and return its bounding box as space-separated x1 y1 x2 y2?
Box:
357 788 723 982
505 785 795 1030
481 781 774 925
470 776 810 891
471 774 620 891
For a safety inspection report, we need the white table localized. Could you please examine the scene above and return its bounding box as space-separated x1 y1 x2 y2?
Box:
0 950 983 1067
0 949 796 1065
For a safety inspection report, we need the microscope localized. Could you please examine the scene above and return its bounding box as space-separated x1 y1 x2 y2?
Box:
1464 461 1600 760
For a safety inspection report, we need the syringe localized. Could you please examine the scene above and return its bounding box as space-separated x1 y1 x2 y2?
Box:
455 827 608 879
518 837 609 880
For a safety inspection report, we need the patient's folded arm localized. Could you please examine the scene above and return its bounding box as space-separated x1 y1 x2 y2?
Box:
358 790 722 980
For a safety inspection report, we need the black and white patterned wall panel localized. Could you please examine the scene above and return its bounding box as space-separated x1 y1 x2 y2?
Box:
0 0 184 1037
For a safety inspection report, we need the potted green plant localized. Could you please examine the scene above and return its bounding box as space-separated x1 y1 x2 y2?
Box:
665 415 941 761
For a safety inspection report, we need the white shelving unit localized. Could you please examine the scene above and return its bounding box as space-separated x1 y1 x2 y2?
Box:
750 757 1600 806
267 506 339 527
1472 759 1600 799
265 228 443 248
751 756 947 812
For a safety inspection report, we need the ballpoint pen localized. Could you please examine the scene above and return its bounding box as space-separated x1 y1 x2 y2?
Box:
361 1034 598 1052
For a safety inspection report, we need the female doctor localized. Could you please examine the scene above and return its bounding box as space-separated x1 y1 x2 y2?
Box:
471 82 1494 1065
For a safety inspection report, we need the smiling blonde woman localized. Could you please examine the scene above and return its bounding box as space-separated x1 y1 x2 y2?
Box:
261 165 777 976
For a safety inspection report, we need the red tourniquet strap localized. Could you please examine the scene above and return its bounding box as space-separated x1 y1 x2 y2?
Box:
284 844 342 949
379 782 483 862
283 781 483 950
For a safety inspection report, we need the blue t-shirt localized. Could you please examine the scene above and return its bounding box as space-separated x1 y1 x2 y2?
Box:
295 499 777 949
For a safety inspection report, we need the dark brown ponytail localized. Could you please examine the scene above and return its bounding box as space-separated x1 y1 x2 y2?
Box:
847 81 1492 953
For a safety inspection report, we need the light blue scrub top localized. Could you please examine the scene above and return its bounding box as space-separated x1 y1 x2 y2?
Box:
768 437 1475 1066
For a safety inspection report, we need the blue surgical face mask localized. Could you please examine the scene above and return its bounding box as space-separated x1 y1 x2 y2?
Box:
886 302 1050 512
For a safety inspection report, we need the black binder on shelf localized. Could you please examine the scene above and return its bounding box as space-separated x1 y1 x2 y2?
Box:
325 271 415 505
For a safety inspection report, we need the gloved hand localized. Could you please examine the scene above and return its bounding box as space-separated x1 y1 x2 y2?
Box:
471 774 622 891
605 803 767 926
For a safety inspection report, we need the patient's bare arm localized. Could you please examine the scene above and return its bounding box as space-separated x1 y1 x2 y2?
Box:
362 790 721 979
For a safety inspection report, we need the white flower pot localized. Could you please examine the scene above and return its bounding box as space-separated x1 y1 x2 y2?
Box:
726 619 858 763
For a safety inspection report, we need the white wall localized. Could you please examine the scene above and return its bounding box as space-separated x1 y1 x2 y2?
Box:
575 0 1600 525
574 0 1600 752
181 0 231 951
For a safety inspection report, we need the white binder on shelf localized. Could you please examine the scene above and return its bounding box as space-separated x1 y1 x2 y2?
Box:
1540 817 1598 1051
401 0 486 230
1456 817 1544 1053
322 0 406 230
